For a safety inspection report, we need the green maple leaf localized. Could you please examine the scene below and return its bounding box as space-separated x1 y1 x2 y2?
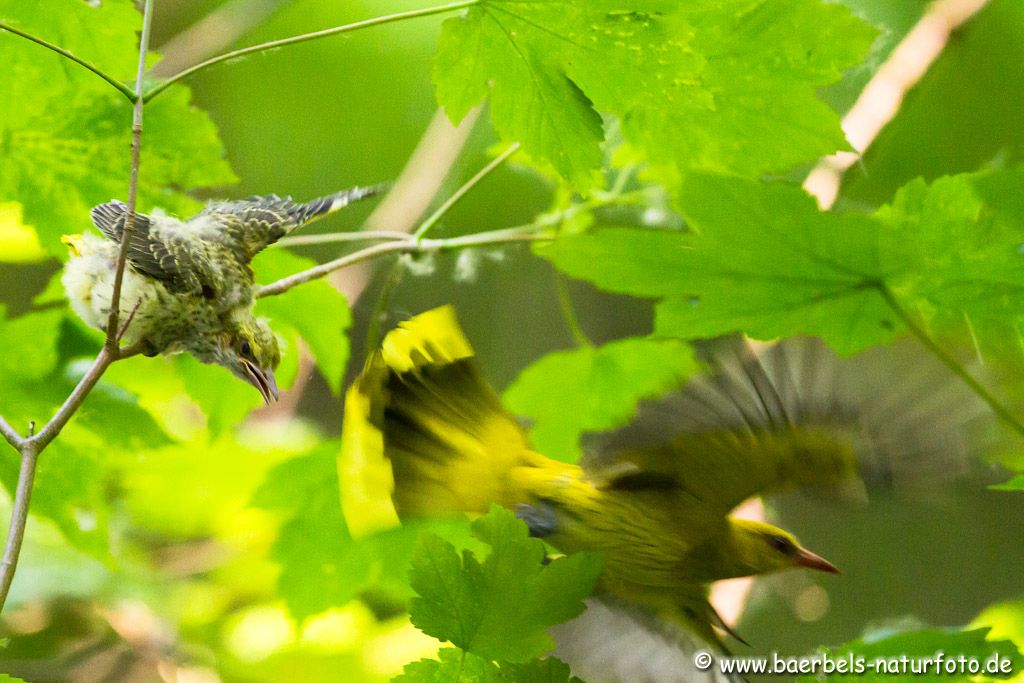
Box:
395 648 583 683
0 0 236 259
409 505 602 663
539 168 1024 355
434 0 874 189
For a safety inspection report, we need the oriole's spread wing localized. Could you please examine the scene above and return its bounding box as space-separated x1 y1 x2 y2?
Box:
587 335 986 515
90 201 213 296
603 427 859 518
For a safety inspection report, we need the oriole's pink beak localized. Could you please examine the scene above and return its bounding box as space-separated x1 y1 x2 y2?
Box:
795 547 840 574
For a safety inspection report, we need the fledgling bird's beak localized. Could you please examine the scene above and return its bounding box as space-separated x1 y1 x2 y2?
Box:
794 547 840 574
242 360 279 404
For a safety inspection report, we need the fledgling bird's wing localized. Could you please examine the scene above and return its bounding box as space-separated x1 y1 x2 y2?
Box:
90 200 212 296
89 184 385 297
194 184 386 262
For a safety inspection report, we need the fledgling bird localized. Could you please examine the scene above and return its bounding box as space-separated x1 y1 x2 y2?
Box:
341 306 984 667
61 185 383 402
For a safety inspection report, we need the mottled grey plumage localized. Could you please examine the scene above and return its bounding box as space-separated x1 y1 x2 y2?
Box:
64 184 385 402
89 185 383 306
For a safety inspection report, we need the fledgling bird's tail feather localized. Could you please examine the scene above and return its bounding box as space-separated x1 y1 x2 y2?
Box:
293 183 389 225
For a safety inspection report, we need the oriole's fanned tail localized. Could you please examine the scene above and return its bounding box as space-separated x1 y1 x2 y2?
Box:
340 306 532 532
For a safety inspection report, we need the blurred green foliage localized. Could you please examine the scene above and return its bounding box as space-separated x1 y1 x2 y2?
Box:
0 0 1022 681
798 627 1020 682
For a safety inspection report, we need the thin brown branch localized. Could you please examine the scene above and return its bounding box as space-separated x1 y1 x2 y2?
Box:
104 1 153 351
0 446 38 613
276 230 411 248
0 0 156 615
257 230 550 299
23 348 116 454
143 0 477 102
0 417 22 450
258 240 417 298
0 22 135 101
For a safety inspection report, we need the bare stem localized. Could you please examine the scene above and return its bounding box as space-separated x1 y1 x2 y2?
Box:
257 230 550 298
276 230 411 248
104 0 153 351
878 284 1024 439
0 445 38 613
0 0 156 615
143 0 478 102
260 171 643 299
0 22 135 101
414 142 521 240
0 418 22 450
25 349 116 453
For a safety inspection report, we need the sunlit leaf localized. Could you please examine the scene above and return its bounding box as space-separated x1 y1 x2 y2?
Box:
990 474 1024 491
798 627 1021 681
539 169 1024 355
434 0 873 189
0 0 236 258
394 648 583 683
0 202 47 263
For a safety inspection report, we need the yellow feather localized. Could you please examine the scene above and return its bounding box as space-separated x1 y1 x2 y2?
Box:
61 233 84 257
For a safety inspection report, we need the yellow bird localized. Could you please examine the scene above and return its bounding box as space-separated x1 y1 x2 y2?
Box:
341 305 979 654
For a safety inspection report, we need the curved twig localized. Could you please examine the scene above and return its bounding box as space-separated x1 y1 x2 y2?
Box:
877 283 1024 439
0 445 38 612
276 230 411 247
257 230 550 298
0 0 156 615
0 22 135 101
414 142 521 240
142 0 477 102
104 4 154 350
0 417 22 450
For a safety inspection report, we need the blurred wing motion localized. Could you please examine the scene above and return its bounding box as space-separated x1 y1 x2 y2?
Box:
340 306 536 534
588 334 987 503
341 306 989 669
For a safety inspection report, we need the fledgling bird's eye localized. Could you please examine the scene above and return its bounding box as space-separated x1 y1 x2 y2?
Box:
240 340 253 357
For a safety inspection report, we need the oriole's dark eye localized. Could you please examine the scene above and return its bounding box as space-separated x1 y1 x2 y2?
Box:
768 535 796 556
240 340 253 357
